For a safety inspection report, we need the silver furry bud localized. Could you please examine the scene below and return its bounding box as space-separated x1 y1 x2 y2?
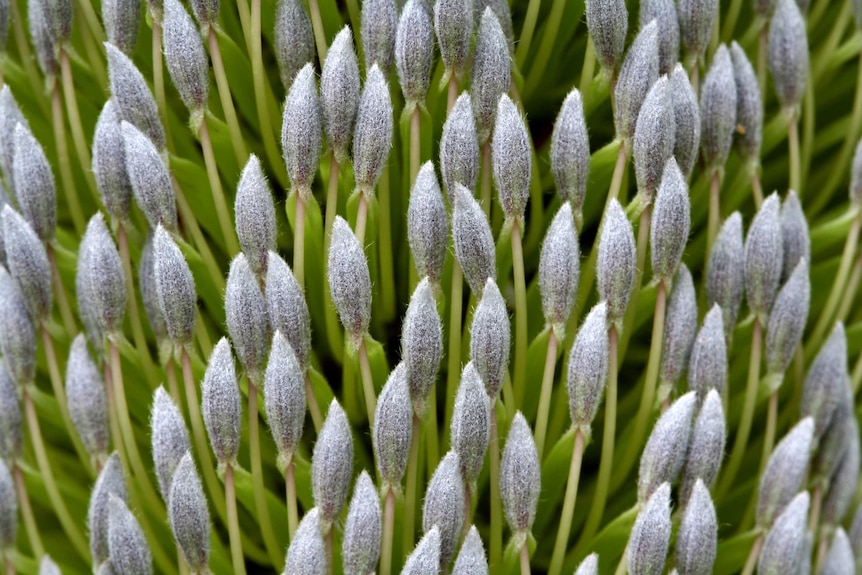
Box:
226 253 271 378
12 124 56 241
285 508 326 575
470 278 509 398
758 491 809 575
780 191 809 283
744 193 783 322
730 42 763 163
403 526 441 575
89 452 127 567
680 389 725 504
614 21 659 147
93 100 134 221
321 27 360 164
539 202 580 333
820 529 855 575
650 158 690 280
0 458 16 551
768 0 809 110
76 213 127 337
492 94 531 223
106 43 166 153
235 155 277 276
353 64 393 194
408 162 448 284
451 362 491 489
103 0 141 55
452 525 488 575
108 494 153 575
633 76 675 202
440 92 480 203
0 88 28 193
281 64 322 198
585 0 627 74
202 338 241 466
700 45 737 171
373 362 413 490
3 205 52 321
38 557 61 575
402 278 443 416
66 334 109 457
500 413 541 537
551 89 590 215
567 301 608 435
764 260 809 379
150 386 192 502
452 184 496 296
122 121 177 231
706 212 744 340
471 8 510 144
395 0 435 107
677 0 718 66
263 331 305 468
274 0 315 92
676 479 717 575
575 555 599 575
0 363 21 461
361 0 397 72
153 225 196 346
640 0 679 74
660 265 697 391
328 216 372 348
823 425 860 527
670 65 701 178
627 482 672 575
686 305 727 400
189 0 218 34
0 266 36 384
423 451 465 570
28 0 58 79
597 198 637 330
638 391 697 503
756 417 814 528
434 0 472 77
801 323 847 440
168 453 210 571
312 400 353 529
162 0 209 117
265 252 311 372
343 470 382 575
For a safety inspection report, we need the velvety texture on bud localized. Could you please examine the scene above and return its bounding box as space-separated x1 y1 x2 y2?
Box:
89 453 127 566
452 184 496 295
801 323 846 440
423 451 465 569
106 43 166 152
403 526 441 575
440 92 479 203
12 124 55 241
408 162 448 284
687 305 727 400
567 301 608 434
780 191 809 282
627 482 672 575
680 390 725 502
264 331 305 468
0 182 7 266
700 45 737 171
0 458 15 551
471 9 510 144
822 425 860 526
150 386 191 502
730 42 762 162
614 21 659 147
321 27 360 164
477 0 513 51
93 100 133 221
265 252 311 371
282 64 322 197
451 362 491 488
162 0 209 116
66 334 108 457
3 206 51 321
122 121 177 231
39 557 60 575
745 193 783 321
539 202 580 332
0 0 7 57
153 226 196 345
0 364 21 461
274 0 314 91
650 158 690 280
0 88 27 191
77 213 126 337
706 212 744 340
312 400 353 528
638 391 697 503
677 0 718 65
285 508 326 575
235 155 277 276
396 0 434 106
226 253 271 378
361 0 397 72
551 89 590 213
676 480 717 575
492 94 531 222
202 338 241 465
0 266 36 384
634 76 675 201
189 0 217 33
435 0 472 76
108 494 153 575
597 198 637 329
851 505 862 568
373 363 412 490
168 453 209 571
470 278 509 398
103 0 141 55
768 0 809 110
452 526 488 575
756 417 814 527
812 393 853 485
764 260 810 378
585 0 627 73
343 470 381 575
402 278 442 415
640 0 679 74
671 65 701 178
500 413 541 536
328 217 372 347
820 529 855 575
660 265 697 390
353 64 393 193
758 491 809 575
28 0 58 79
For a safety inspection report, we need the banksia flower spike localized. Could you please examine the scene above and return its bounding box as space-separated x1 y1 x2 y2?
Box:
639 0 679 75
471 8 510 145
756 417 814 527
373 362 412 490
780 191 810 282
108 494 153 575
281 64 322 200
676 479 717 575
312 399 353 531
122 122 178 232
451 362 491 490
453 526 488 575
633 76 675 203
3 205 52 322
550 89 590 221
585 0 627 75
151 386 192 502
670 65 701 179
202 338 241 467
768 0 809 112
434 0 473 81
0 458 15 554
764 259 810 382
659 265 698 399
686 305 727 400
677 0 718 68
423 450 465 570
539 202 580 336
89 453 128 567
361 0 397 72
567 301 609 435
274 0 315 91
758 491 809 575
168 453 210 572
408 162 448 284
106 44 166 153
706 212 745 341
353 64 393 195
402 526 441 575
680 389 725 504
500 413 541 543
801 323 846 440
328 216 372 349
321 27 360 165
12 123 56 242
265 252 311 372
614 20 659 149
153 225 196 348
452 184 496 296
0 364 22 461
162 0 209 125
730 42 763 170
284 508 326 575
263 331 305 470
103 0 140 55
638 391 697 503
395 0 435 109
627 482 672 575
700 45 737 174
225 253 271 379
470 278 510 399
235 155 277 277
66 334 109 459
650 158 690 281
402 277 443 417
76 213 127 339
93 100 133 223
492 94 531 225
343 470 382 575
597 198 637 331
745 193 784 322
0 266 36 385
440 92 480 202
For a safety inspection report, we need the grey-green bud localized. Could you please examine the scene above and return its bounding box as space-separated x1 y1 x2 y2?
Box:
321 27 360 164
670 65 701 178
150 386 192 502
285 508 326 575
686 305 727 400
627 482 672 575
265 252 311 372
274 0 314 92
402 277 442 416
28 0 58 79
745 193 783 322
550 89 590 215
756 417 814 528
0 266 36 384
660 265 697 392
66 334 109 458
764 260 810 378
780 191 809 283
93 100 134 221
823 426 860 527
768 0 809 111
470 278 509 398
492 94 531 223
0 458 15 551
153 225 196 346
820 529 855 575
434 0 472 77
0 363 21 461
361 0 397 72
373 362 412 490
122 121 177 231
106 43 166 153
312 400 353 529
168 453 209 571
801 323 846 440
758 491 809 575
189 0 218 35
706 212 744 341
162 0 209 117
638 391 697 503
700 45 737 171
597 198 637 329
0 88 28 194
328 216 372 348
423 450 465 570
471 9 510 144
343 470 381 575
89 452 127 567
614 21 659 147
3 205 52 321
39 557 60 575
475 0 513 52
730 42 763 163
452 525 488 575
451 362 491 489
585 0 627 74
235 155 277 276
108 494 153 575
500 413 541 537
202 338 241 466
634 76 675 202
640 0 679 74
680 389 725 503
676 479 717 575
103 0 141 55
539 202 580 333
453 184 496 296
650 158 690 280
12 123 56 242
440 92 480 203
353 64 393 193
678 0 718 66
567 301 608 435
264 331 305 468
76 213 126 337
281 64 322 198
408 161 448 284
395 0 435 107
226 253 271 378
402 526 441 575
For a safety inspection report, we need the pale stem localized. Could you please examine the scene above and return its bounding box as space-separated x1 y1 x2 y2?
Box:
721 0 744 40
548 430 586 575
4 554 13 575
758 389 779 475
118 223 159 388
534 330 558 458
285 459 299 538
757 24 768 94
294 193 307 289
60 49 98 200
751 168 764 208
358 338 377 425
489 407 502 569
12 464 44 558
308 0 328 64
444 260 464 442
165 357 183 407
403 416 422 559
323 155 344 362
380 487 396 575
707 170 722 256
836 254 862 324
199 116 240 256
224 464 247 575
519 540 532 575
250 0 287 185
47 244 77 335
51 81 86 234
608 143 628 206
809 483 823 534
852 348 862 394
152 20 172 148
512 222 528 409
410 107 421 186
377 167 396 320
613 544 628 575
424 395 440 477
788 111 801 194
324 529 333 575
740 533 765 575
447 74 459 113
689 62 700 94
578 40 597 105
355 191 369 247
305 373 324 432
207 28 249 166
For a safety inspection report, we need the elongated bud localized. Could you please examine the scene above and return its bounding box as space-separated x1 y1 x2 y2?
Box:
650 158 690 280
780 191 809 282
0 267 36 384
285 508 326 575
106 44 166 153
628 482 672 575
122 121 177 231
403 526 441 575
0 364 21 461
353 64 393 194
103 0 140 55
754 0 776 18
471 9 510 144
700 45 737 171
66 334 109 457
540 202 580 334
676 479 717 575
453 184 496 296
500 413 541 539
801 323 846 440
451 362 491 489
659 265 697 395
435 0 472 77
312 400 353 530
235 155 277 276
470 278 509 398
585 0 627 74
614 21 660 147
162 0 208 121
202 338 241 466
28 0 58 79
671 65 701 178
189 0 217 34
745 193 783 321
274 0 314 91
423 451 465 570
640 0 678 74
343 471 381 575
568 301 608 435
39 557 60 575
453 526 488 575
321 27 360 164
823 423 860 526
812 393 853 485
0 1 7 59
265 252 311 371
706 212 744 341
12 124 56 242
764 260 809 379
408 162 448 284
153 226 196 346
573 555 598 575
597 198 636 330
758 491 809 575
396 0 435 107
687 305 727 400
678 0 717 66
108 495 153 575
3 206 51 321
768 0 808 111
373 363 412 490
77 213 126 337
89 453 127 567
264 331 305 469
168 453 210 571
492 94 531 223
150 386 191 502
478 0 513 51
820 529 855 575
851 505 862 565
0 183 7 266
757 417 814 527
402 278 442 415
440 93 480 202
328 217 372 348
361 0 397 72
93 100 133 221
638 391 696 503
680 390 725 503
634 76 675 202
226 256 272 380
282 64 322 198
729 42 762 163
551 89 590 217
0 88 28 192
0 458 15 552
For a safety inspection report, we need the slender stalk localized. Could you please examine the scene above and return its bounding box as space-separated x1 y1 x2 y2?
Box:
285 459 299 538
323 155 343 362
721 0 744 40
308 0 328 64
519 541 531 575
447 74 459 112
152 20 172 148
759 390 779 473
177 543 190 575
355 192 369 247
852 348 862 394
166 356 183 406
788 111 801 193
250 0 287 184
526 0 573 99
224 465 247 575
815 531 829 574
292 194 307 289
481 142 492 217
751 168 764 208
403 416 422 557
199 116 240 256
757 24 768 94
707 170 722 256
424 392 440 477
4 555 13 575
548 430 586 575
47 245 77 335
489 409 503 570
836 254 862 324
357 339 377 425
534 331 558 458
511 222 528 409
118 224 159 388
410 107 421 186
608 143 628 206
60 49 98 200
23 389 89 560
380 487 396 575
741 534 764 575
444 260 464 440
462 486 472 538
578 41 597 106
515 0 542 69
173 179 226 293
10 0 48 117
12 464 44 558
305 373 323 431
207 28 248 166
689 62 700 94
377 167 396 320
50 82 86 234
324 530 333 575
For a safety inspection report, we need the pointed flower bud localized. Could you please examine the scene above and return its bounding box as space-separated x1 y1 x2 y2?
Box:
640 0 679 74
106 43 165 153
274 0 314 91
780 191 809 283
567 301 608 435
730 42 762 163
764 260 809 379
660 265 697 392
66 334 109 457
373 363 413 490
122 121 177 231
551 89 590 215
189 0 218 34
820 529 855 575
343 471 381 575
470 278 509 398
706 212 744 340
757 417 814 527
282 64 322 197
597 198 637 329
585 0 627 74
574 555 599 575
0 364 21 461
500 413 541 538
801 323 846 440
39 557 60 575
678 0 718 65
650 158 690 280
823 425 860 526
638 391 697 503
226 253 271 379
89 453 127 567
614 21 659 147
471 9 510 144
676 480 717 575
423 451 465 569
539 202 580 333
680 390 725 504
0 266 36 384
265 252 311 372
162 0 209 119
440 92 480 202
3 206 51 321
812 392 853 484
235 155 277 276
451 362 491 488
671 65 701 178
321 27 360 164
435 0 472 77
758 491 809 575
633 76 676 202
768 0 808 110
202 338 241 466
108 495 153 575
403 526 441 575
745 193 783 321
452 525 488 575
103 0 141 55
150 386 192 502
328 217 372 348
264 331 305 469
851 504 862 563
285 508 326 575
396 0 435 107
0 2 7 59
12 124 56 241
492 94 531 223
0 458 15 551
361 0 397 72
312 400 353 529
28 0 58 79
0 88 27 192
687 305 727 400
353 64 393 193
77 213 127 337
402 278 442 415
168 453 210 572
408 162 448 284
453 184 496 296
93 100 133 221
478 0 514 51
153 226 196 346
628 482 672 575
700 45 737 171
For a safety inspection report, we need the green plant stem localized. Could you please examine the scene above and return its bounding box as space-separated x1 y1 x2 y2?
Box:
23 389 89 560
294 193 307 289
608 143 628 207
617 205 651 360
207 28 248 166
721 0 744 40
305 373 323 431
534 330 558 458
757 23 768 94
424 394 440 479
10 1 47 117
759 389 779 473
377 167 396 320
519 540 531 575
689 61 700 94
12 464 44 558
836 254 862 324
166 356 183 407
250 0 287 184
76 3 108 90
717 318 763 497
285 458 299 538
325 530 333 575
578 41 597 106
4 554 12 575
118 223 159 388
489 407 502 570
199 116 240 256
47 245 77 336
403 416 421 557
448 74 459 112
511 222 528 409
481 142 492 217
741 533 764 575
515 0 541 69
355 191 369 247
444 260 464 442
707 170 721 257
224 464 247 575
821 53 862 202
526 0 570 98
50 81 86 234
852 349 862 394
358 338 376 425
380 486 395 575
173 178 226 293
410 106 421 186
308 0 328 64
152 20 172 148
323 155 344 362
788 110 801 193
177 543 189 575
548 429 586 575
60 49 98 201
751 167 764 208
